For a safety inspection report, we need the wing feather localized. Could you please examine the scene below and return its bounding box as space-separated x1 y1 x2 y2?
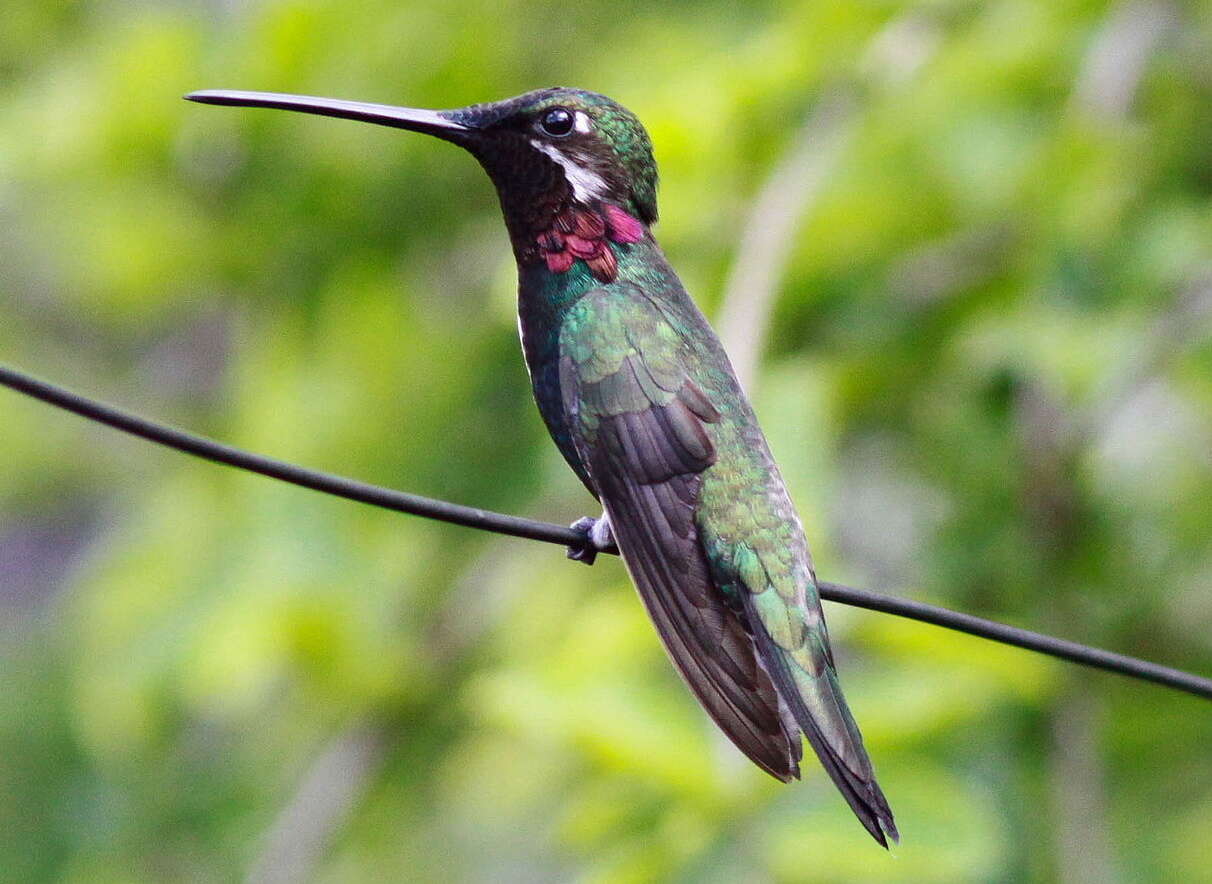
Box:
559 290 800 781
557 285 896 844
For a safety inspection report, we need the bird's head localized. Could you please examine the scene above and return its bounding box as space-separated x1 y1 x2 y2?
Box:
187 87 658 269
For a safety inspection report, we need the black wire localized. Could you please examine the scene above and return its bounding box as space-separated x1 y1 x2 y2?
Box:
3 362 1210 701
0 364 564 544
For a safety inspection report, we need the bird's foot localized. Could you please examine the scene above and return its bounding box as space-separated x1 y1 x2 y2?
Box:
567 512 617 566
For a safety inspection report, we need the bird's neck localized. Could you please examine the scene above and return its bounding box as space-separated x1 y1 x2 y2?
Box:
510 198 647 289
514 199 661 362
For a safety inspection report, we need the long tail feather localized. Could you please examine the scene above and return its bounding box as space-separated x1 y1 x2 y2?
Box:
743 593 898 847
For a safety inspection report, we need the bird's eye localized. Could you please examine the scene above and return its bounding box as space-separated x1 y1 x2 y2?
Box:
539 107 575 137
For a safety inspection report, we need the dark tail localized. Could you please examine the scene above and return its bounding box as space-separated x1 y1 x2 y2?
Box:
743 593 898 847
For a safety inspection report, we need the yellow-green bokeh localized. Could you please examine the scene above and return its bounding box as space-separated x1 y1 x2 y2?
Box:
1 1 1210 881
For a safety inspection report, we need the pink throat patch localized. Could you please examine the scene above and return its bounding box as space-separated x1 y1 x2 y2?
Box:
536 203 646 282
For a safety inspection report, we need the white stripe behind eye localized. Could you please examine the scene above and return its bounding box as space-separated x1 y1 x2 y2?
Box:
574 111 592 134
529 139 608 202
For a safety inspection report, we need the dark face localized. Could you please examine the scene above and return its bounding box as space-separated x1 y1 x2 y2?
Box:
446 89 659 228
186 87 659 252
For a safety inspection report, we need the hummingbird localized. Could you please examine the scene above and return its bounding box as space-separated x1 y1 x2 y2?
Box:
187 87 897 846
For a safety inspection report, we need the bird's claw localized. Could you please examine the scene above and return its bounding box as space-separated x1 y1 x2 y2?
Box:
567 514 616 566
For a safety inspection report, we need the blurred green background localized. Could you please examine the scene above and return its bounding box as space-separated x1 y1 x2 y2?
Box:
2 0 1211 881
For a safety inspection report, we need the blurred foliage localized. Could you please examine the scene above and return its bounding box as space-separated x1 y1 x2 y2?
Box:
2 0 1211 881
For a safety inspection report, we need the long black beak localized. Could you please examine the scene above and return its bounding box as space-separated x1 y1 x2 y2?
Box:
185 90 472 139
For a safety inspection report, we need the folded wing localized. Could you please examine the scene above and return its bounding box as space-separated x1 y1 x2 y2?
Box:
559 286 802 780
